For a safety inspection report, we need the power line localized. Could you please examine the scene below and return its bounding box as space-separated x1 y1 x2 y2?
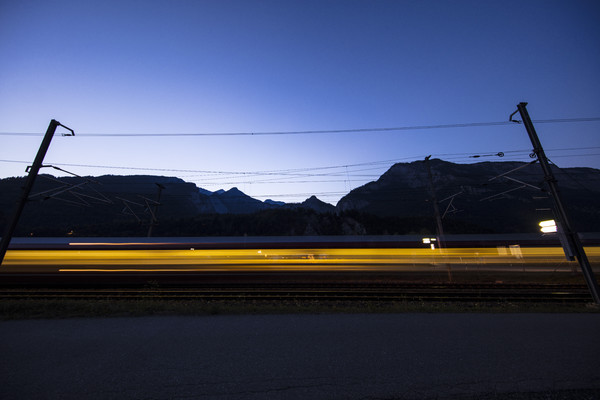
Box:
0 157 414 176
1 117 598 137
1 146 598 178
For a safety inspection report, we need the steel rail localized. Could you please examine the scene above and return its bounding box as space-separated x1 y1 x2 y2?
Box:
0 284 591 303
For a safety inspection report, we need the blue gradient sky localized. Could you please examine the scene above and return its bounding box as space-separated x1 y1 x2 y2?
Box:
1 0 599 204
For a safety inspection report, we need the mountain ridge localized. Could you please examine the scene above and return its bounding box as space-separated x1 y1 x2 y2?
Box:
1 160 598 235
336 159 600 232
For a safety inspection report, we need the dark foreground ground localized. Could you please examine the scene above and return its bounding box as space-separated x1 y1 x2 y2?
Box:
1 313 599 399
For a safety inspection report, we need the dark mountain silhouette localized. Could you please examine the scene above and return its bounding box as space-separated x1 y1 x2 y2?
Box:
264 199 286 206
289 195 336 214
336 159 600 233
209 187 269 214
0 174 335 236
1 159 598 236
0 175 207 236
198 188 333 214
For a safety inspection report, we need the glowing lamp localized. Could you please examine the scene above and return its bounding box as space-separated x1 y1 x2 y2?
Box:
539 219 557 233
422 237 436 249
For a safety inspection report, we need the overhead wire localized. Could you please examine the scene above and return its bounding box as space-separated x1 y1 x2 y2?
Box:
0 117 598 137
0 145 597 180
1 144 598 203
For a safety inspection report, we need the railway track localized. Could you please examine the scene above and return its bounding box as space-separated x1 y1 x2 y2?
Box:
0 283 593 303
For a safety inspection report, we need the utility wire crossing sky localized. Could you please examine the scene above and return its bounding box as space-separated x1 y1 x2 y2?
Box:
1 117 599 137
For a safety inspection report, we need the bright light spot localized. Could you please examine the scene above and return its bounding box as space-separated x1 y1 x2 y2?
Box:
539 219 557 233
422 237 436 246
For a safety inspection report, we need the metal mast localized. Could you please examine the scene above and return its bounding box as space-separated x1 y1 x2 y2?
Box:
424 156 452 282
513 102 599 304
0 120 74 266
424 156 445 246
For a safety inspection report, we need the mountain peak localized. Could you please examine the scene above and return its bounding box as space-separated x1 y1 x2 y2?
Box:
301 195 335 213
220 187 249 198
265 199 285 206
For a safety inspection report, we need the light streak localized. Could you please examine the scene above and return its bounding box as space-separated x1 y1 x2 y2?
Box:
2 247 598 273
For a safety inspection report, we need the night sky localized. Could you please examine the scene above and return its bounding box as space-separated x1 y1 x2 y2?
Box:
1 0 599 204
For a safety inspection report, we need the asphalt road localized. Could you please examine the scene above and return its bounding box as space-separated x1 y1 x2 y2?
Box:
1 313 599 399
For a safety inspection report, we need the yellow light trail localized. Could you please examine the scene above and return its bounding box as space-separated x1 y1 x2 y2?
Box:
1 246 599 273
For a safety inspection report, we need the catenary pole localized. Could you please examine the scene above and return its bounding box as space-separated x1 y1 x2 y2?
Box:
424 156 445 245
0 120 73 266
147 183 165 237
424 155 452 282
514 102 600 304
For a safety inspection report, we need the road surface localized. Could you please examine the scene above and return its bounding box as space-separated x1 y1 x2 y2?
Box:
1 313 599 399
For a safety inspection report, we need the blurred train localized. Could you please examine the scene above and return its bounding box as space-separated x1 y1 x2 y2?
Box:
7 233 600 251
